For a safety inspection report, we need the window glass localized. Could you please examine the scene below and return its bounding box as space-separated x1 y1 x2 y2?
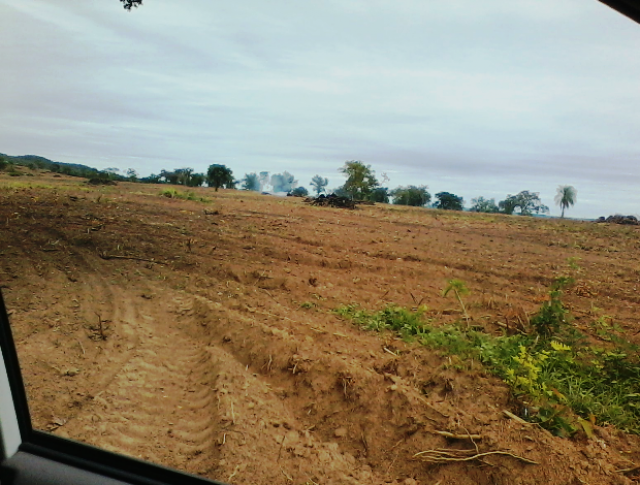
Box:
3 2 640 485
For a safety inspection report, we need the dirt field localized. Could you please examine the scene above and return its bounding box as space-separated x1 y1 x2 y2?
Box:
2 169 640 485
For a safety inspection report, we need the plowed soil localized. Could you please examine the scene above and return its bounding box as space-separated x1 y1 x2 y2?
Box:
2 169 640 485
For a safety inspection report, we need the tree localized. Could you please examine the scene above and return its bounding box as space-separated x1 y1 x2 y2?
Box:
290 187 308 197
310 175 329 195
241 173 260 191
391 185 430 206
206 164 234 191
470 196 498 213
554 185 577 218
499 191 549 216
187 173 206 187
331 186 350 198
103 167 120 180
340 161 378 200
120 0 142 10
160 169 179 185
369 187 390 203
271 172 297 192
174 168 194 186
126 168 138 182
435 192 464 210
140 173 162 184
498 196 517 215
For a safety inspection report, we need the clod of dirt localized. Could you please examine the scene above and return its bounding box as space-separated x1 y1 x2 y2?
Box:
334 427 348 438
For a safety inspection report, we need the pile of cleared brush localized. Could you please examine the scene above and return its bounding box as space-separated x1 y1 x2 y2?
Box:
596 215 639 225
305 194 356 209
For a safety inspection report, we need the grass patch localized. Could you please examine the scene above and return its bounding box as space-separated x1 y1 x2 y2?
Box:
159 188 210 203
0 182 57 190
336 301 640 436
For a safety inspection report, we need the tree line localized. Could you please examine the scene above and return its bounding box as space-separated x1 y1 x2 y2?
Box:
0 154 577 217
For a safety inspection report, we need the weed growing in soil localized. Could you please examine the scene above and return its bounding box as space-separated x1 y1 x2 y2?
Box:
442 279 470 325
335 304 430 337
159 188 210 203
336 297 640 435
529 276 572 338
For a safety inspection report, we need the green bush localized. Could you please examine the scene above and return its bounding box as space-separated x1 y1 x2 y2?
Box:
160 188 209 202
530 277 573 338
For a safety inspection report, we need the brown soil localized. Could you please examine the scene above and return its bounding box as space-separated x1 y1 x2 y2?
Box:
1 169 640 485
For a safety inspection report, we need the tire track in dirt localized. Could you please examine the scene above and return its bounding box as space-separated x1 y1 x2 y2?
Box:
173 293 439 484
171 292 388 484
56 282 222 478
7 250 145 430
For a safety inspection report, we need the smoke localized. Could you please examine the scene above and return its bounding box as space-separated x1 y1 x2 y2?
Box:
259 171 270 191
270 171 298 193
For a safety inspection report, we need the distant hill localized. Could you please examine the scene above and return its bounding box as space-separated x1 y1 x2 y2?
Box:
0 152 102 178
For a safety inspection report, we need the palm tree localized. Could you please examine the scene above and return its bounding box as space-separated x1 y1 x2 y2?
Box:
554 185 577 218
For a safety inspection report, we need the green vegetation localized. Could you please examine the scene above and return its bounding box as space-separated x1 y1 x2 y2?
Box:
391 185 430 207
290 187 308 197
0 152 107 179
340 161 379 200
529 277 572 338
555 185 577 218
470 196 499 213
207 164 235 191
2 153 575 217
159 188 209 202
442 279 470 325
157 168 206 187
499 191 549 216
434 192 464 210
336 304 429 335
368 187 390 203
336 280 640 436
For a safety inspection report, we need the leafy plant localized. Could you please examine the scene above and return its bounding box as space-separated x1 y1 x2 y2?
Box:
335 305 429 338
567 257 581 272
442 279 470 325
529 277 572 338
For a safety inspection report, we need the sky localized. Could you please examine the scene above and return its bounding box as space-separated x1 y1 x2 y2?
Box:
1 0 640 218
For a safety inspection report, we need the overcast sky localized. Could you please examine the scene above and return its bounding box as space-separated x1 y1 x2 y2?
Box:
1 1 639 218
